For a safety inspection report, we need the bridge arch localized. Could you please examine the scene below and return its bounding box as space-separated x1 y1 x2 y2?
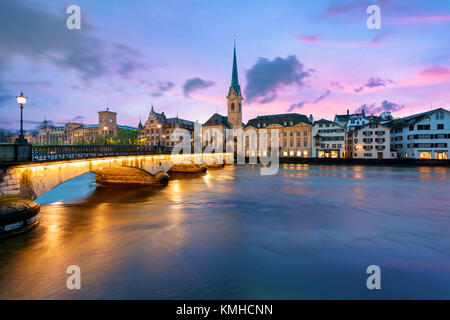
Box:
0 153 229 200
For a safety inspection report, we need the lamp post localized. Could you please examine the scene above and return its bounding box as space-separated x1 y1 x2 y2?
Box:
157 124 162 146
103 126 108 145
15 92 28 144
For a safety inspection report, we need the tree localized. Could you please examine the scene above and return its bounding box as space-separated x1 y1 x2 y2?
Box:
111 129 139 145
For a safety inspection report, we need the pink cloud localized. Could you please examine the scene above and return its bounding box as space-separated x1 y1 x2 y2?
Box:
369 37 381 47
419 66 450 78
295 35 319 43
389 15 450 25
294 35 387 48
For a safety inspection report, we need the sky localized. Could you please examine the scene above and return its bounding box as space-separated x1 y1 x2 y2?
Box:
0 0 449 131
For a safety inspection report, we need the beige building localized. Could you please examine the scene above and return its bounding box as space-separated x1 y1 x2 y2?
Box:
139 106 194 147
244 114 313 157
346 123 396 159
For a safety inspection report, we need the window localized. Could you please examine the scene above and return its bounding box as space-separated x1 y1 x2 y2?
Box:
231 103 235 111
409 125 414 131
303 141 307 147
417 125 430 130
437 124 444 130
304 131 308 136
436 111 444 120
239 103 242 112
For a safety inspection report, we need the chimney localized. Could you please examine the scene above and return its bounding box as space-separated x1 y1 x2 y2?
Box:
309 114 313 123
362 109 365 117
347 109 349 116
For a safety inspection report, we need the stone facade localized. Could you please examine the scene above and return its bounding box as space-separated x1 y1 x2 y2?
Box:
35 108 135 145
0 153 232 200
245 114 313 157
346 123 396 159
139 106 194 147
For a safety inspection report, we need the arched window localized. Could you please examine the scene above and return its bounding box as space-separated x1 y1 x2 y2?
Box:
231 103 235 111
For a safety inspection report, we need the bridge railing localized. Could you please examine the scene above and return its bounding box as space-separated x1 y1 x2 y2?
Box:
31 145 173 162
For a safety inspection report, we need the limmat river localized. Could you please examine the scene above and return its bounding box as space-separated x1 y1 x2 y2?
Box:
0 164 449 299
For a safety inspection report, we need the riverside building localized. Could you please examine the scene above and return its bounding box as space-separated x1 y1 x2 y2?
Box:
388 108 450 159
312 119 346 158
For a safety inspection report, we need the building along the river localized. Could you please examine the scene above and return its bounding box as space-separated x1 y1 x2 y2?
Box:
312 119 346 158
245 113 313 158
388 108 450 159
139 106 194 147
35 108 136 145
202 42 243 152
346 123 396 159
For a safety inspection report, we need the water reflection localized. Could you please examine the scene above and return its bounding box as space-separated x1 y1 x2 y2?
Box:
0 164 449 299
82 184 166 204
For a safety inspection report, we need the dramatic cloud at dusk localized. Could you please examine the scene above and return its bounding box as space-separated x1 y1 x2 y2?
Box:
355 78 396 92
245 55 310 104
0 0 448 130
151 81 175 97
287 101 307 112
355 100 404 115
183 78 215 97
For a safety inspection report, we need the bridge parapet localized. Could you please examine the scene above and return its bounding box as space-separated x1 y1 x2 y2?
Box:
0 152 231 200
31 145 173 162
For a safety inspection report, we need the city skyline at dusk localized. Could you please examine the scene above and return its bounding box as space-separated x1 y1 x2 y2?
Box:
1 0 449 131
1 0 450 303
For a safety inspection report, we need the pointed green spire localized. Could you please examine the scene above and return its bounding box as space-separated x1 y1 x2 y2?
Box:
229 41 241 96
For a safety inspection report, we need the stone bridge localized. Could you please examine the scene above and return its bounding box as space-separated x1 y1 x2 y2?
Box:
0 152 231 200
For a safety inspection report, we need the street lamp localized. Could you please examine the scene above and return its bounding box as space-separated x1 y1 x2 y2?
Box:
15 92 28 144
157 124 162 146
103 126 108 145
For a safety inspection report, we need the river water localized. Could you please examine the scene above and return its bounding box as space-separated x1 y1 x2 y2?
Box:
0 164 449 299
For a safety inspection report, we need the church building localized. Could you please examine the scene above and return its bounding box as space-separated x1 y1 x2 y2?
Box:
202 43 243 150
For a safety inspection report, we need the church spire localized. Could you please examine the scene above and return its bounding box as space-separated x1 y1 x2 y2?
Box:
229 40 241 96
231 41 239 90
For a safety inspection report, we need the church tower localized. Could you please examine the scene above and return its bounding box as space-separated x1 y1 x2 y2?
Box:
227 42 243 129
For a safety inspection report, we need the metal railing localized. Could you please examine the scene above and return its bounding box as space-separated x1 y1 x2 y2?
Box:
31 145 173 162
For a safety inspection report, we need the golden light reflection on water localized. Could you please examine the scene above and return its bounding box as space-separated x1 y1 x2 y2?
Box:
2 164 449 299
